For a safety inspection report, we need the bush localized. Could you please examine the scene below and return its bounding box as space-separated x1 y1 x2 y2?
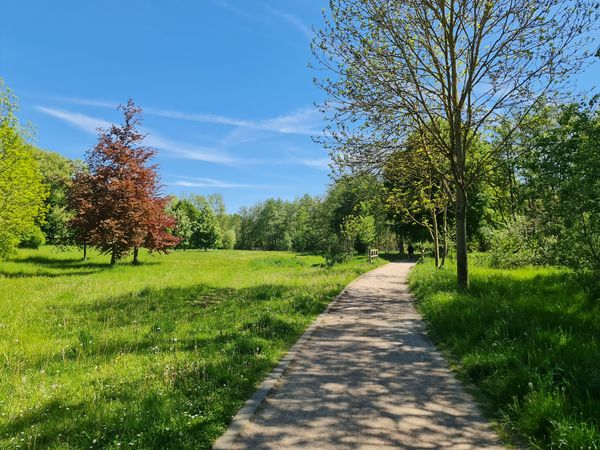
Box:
488 216 556 268
221 229 236 250
18 227 46 249
320 234 353 266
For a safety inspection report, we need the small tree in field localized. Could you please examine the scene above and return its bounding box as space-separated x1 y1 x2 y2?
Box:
69 100 179 264
191 196 222 251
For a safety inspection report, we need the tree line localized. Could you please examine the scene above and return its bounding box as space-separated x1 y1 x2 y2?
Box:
2 74 598 272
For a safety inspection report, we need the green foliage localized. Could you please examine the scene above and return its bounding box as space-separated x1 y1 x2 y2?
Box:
169 200 196 249
31 147 78 245
487 102 600 272
236 175 393 258
487 216 556 269
0 81 48 259
320 233 354 266
18 226 46 249
410 259 600 449
221 229 236 249
0 246 381 449
191 196 222 250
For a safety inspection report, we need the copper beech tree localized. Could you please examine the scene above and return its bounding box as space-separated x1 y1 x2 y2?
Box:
68 100 179 264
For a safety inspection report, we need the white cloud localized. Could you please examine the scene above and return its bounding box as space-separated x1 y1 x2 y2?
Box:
36 106 237 165
297 158 330 170
266 7 313 39
44 96 119 109
42 95 324 137
148 106 323 137
208 0 260 21
35 106 112 132
209 0 313 39
167 177 273 189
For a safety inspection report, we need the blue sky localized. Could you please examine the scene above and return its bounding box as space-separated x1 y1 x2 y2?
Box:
1 1 598 212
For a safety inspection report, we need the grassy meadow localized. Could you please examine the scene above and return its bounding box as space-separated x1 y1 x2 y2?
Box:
0 246 384 449
410 257 600 449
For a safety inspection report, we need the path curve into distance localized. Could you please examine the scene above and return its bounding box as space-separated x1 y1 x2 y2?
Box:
215 261 504 449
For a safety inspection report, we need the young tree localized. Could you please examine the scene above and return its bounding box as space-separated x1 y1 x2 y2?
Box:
191 196 222 251
32 148 80 245
69 100 179 264
315 0 598 288
0 82 48 258
169 199 199 250
67 168 95 260
385 144 451 268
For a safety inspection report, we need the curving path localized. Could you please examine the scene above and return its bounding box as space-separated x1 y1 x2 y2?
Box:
214 262 504 450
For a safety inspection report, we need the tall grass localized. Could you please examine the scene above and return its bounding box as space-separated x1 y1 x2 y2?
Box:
410 257 600 449
0 246 383 449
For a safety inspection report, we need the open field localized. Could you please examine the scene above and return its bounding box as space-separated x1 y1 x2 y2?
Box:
0 247 384 449
410 257 600 449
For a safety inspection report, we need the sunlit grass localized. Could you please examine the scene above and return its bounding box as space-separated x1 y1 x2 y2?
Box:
410 257 600 449
0 246 384 449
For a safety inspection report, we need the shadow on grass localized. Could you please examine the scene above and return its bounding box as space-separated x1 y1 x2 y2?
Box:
0 269 103 279
411 264 600 448
0 255 162 278
1 281 333 449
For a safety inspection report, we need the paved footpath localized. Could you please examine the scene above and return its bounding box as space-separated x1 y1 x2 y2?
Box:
216 262 504 449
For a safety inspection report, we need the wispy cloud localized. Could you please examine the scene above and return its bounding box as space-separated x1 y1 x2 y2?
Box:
44 95 323 137
35 106 112 132
149 106 322 136
208 0 262 21
167 176 274 189
266 7 313 39
35 106 237 165
297 158 330 170
42 95 119 109
209 1 312 39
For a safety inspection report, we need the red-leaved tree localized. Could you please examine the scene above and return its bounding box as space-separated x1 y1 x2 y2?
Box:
69 100 179 264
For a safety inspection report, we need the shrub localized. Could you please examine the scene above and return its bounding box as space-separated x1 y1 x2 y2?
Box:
488 216 556 268
18 227 46 249
320 234 353 266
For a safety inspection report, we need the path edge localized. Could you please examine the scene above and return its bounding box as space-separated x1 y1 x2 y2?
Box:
211 262 391 450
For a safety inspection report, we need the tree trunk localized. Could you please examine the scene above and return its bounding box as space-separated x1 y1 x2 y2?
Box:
441 207 448 267
396 230 404 254
432 211 440 269
455 186 469 289
83 242 87 261
132 247 139 265
110 250 117 266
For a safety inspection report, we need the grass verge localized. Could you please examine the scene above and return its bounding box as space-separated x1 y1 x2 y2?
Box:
409 257 600 449
0 246 384 449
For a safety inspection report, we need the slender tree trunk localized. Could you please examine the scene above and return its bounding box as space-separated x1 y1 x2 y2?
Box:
432 211 440 269
83 242 87 261
455 186 469 289
110 250 117 266
441 207 448 267
132 247 139 265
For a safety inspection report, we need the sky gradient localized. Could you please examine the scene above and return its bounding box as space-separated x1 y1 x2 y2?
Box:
1 0 599 212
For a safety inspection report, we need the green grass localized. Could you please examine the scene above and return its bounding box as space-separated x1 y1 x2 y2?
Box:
0 246 384 449
410 257 600 449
